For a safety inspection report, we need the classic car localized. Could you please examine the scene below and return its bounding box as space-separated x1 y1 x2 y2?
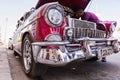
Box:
12 0 119 77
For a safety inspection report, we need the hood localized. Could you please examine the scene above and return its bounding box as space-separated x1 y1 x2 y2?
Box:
35 0 91 10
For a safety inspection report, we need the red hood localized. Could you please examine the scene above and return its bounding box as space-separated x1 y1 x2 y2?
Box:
35 0 91 10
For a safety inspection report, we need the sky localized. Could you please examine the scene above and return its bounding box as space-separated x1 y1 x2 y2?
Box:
0 0 120 43
0 0 37 43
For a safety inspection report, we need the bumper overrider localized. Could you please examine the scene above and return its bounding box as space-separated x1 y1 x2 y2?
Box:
32 37 119 66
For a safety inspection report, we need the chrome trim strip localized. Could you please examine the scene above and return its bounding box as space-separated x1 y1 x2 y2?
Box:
91 42 106 46
75 38 117 41
66 44 81 46
32 41 69 46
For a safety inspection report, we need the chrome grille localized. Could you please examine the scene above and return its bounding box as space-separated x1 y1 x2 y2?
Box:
73 19 96 29
64 18 106 40
65 28 106 39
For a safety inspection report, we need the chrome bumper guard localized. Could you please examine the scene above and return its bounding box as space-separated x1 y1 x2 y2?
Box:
32 38 119 66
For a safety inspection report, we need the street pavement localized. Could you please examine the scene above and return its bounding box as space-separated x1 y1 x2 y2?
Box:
0 45 12 80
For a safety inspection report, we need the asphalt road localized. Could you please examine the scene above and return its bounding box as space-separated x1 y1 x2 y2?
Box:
7 48 120 80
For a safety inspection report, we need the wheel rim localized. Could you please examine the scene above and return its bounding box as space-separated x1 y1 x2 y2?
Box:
23 39 32 73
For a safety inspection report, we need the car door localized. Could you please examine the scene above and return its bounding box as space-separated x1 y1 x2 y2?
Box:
13 21 23 53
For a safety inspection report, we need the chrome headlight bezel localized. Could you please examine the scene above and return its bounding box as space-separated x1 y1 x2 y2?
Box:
66 28 73 37
109 22 116 33
110 24 116 33
44 4 64 27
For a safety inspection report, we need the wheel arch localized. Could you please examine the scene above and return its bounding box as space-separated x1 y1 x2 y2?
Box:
21 32 32 54
22 32 29 42
21 31 37 61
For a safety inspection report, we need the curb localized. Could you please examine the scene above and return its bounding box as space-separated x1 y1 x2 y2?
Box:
0 46 12 80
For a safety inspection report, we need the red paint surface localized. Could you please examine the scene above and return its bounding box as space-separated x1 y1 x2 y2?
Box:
35 16 66 42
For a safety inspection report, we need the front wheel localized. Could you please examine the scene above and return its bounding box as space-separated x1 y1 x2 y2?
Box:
22 34 47 77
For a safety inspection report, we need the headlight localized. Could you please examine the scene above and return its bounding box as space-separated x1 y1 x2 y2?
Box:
45 4 64 27
48 9 63 25
109 22 116 33
45 34 62 42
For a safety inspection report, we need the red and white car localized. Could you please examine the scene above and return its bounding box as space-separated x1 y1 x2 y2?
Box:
12 0 119 77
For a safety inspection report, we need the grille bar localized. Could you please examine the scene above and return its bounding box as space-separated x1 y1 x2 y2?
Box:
65 28 106 39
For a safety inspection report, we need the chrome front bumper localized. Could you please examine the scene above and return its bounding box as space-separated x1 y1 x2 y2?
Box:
32 38 119 66
32 41 86 66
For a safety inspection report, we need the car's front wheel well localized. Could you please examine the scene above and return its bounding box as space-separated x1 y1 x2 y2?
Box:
22 32 30 42
21 32 31 54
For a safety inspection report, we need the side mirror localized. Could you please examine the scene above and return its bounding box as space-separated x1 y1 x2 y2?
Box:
30 7 35 11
